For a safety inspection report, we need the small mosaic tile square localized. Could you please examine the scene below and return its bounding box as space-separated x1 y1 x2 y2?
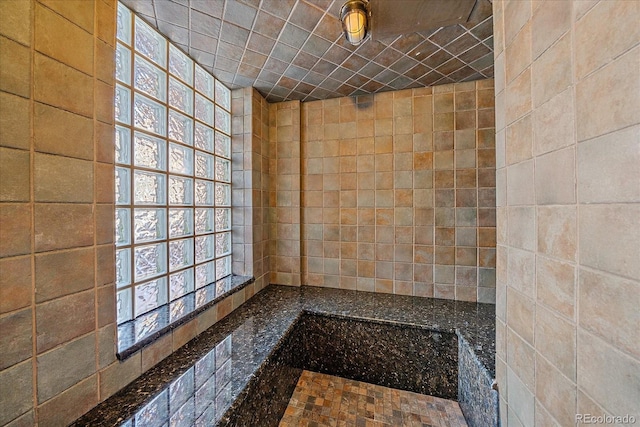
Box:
279 370 468 427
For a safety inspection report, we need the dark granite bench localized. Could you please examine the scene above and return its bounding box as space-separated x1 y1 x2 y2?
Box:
72 285 497 427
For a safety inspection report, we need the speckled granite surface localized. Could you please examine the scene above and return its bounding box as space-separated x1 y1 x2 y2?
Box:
72 285 496 427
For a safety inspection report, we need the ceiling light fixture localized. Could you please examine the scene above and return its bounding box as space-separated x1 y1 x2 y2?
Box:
340 0 369 46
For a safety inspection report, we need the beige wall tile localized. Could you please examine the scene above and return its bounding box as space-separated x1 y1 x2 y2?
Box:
504 0 531 46
579 268 640 360
0 256 32 314
579 204 640 280
537 206 577 262
35 3 94 75
536 304 576 380
0 360 32 426
505 22 531 84
507 206 535 251
532 88 574 156
34 153 94 203
36 290 95 354
506 114 532 165
0 0 31 46
0 308 32 370
36 374 98 427
507 288 535 345
0 36 30 98
34 53 94 118
36 333 95 403
535 356 576 426
0 92 30 150
0 147 30 202
577 330 640 416
575 46 640 142
98 324 116 369
38 0 94 33
506 160 534 206
535 147 576 205
34 103 94 160
34 203 94 252
99 352 142 401
531 0 571 60
536 255 575 320
577 125 640 203
506 365 535 427
0 204 32 257
532 33 572 108
141 333 173 373
506 327 535 388
35 248 94 303
575 0 640 80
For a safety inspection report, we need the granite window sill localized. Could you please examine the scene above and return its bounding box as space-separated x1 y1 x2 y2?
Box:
116 275 254 360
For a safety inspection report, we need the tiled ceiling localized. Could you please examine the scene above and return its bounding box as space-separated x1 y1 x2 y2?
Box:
121 0 494 102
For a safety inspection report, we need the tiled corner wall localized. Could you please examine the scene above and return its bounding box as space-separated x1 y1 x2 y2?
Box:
493 0 639 425
298 82 496 302
268 101 302 286
0 3 262 425
231 87 270 293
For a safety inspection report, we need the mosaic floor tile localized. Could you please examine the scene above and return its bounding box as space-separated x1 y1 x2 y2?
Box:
278 370 468 427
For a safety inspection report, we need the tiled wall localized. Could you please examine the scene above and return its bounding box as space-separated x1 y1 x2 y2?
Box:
299 82 496 302
231 87 270 293
268 101 302 286
0 3 261 425
493 0 640 425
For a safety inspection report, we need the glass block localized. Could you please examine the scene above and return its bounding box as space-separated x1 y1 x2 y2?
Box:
170 398 195 427
169 143 194 175
215 232 231 257
194 65 213 99
169 109 193 146
170 295 192 323
134 277 168 317
169 45 194 85
134 132 166 171
194 123 214 153
214 106 230 134
117 3 132 45
134 54 167 102
195 94 214 126
170 370 194 415
134 170 166 205
115 84 131 125
214 79 230 111
214 157 231 182
214 183 231 206
170 268 194 300
169 176 194 205
115 43 131 84
116 248 131 288
134 93 166 136
195 152 214 179
135 390 168 427
195 180 214 206
169 77 193 115
195 285 215 308
195 348 216 388
195 376 215 419
169 208 193 238
195 402 216 427
215 336 232 368
216 256 231 280
195 208 214 235
215 276 232 297
195 261 215 289
135 16 167 67
115 167 130 205
215 208 231 232
169 238 194 272
134 242 167 281
195 235 214 263
134 208 166 243
214 132 231 158
135 309 164 342
215 380 232 422
115 208 131 246
115 125 131 165
117 288 133 323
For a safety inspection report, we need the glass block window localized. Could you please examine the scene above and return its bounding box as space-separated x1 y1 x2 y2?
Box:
115 3 232 328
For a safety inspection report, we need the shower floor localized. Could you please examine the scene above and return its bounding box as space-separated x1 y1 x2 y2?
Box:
278 370 468 427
